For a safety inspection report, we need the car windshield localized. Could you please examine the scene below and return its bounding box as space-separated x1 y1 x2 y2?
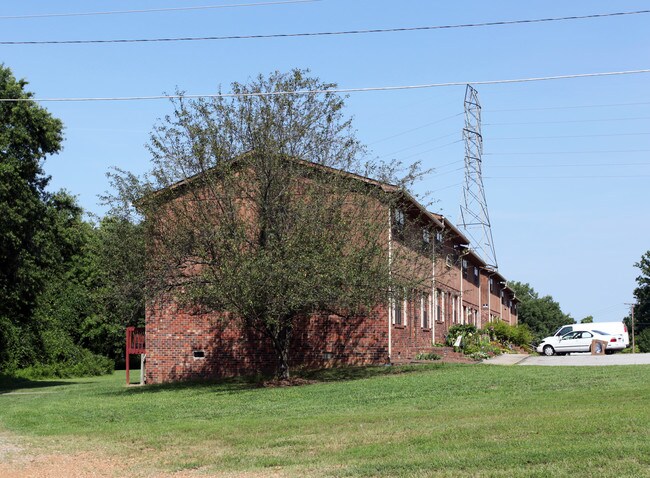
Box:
554 326 572 336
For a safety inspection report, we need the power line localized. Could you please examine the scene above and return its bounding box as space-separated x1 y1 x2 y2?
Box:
490 162 650 168
485 174 650 179
395 140 463 161
490 132 650 140
485 149 650 155
2 9 649 45
485 101 650 113
484 116 650 126
430 182 463 194
3 69 650 103
368 113 462 145
0 1 318 20
379 131 459 157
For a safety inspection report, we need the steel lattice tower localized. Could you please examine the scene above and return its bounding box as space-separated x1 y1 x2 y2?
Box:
458 84 498 269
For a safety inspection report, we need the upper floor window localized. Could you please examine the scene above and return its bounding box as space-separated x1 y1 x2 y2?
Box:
445 254 454 268
489 277 495 293
422 228 431 252
435 231 444 244
462 259 468 278
473 266 480 285
392 208 405 240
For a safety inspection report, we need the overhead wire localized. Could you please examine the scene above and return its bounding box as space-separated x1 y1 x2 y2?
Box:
485 101 650 112
1 9 649 44
379 131 459 158
489 162 650 168
489 132 650 140
484 116 650 126
0 1 318 20
2 69 650 103
484 149 650 155
485 174 650 179
368 112 462 145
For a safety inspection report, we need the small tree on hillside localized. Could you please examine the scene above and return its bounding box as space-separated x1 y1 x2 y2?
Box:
109 70 433 379
624 251 650 352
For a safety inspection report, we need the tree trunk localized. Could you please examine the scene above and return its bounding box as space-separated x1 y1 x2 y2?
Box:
276 347 290 380
273 324 292 380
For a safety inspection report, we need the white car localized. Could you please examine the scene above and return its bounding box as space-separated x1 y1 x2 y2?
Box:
536 329 626 356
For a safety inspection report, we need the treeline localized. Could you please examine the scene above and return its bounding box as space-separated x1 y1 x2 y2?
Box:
0 65 144 378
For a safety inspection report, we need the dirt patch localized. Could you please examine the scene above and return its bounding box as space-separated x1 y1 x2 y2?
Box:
260 377 318 388
0 432 291 478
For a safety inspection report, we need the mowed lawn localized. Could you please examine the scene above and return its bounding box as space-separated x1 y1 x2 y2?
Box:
1 363 649 477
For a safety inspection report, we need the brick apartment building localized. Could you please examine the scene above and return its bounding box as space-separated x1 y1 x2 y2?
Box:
143 159 518 383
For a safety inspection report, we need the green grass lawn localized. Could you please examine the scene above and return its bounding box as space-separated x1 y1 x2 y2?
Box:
1 363 650 477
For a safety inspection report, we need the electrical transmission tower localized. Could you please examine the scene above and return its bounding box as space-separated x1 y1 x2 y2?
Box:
458 84 498 269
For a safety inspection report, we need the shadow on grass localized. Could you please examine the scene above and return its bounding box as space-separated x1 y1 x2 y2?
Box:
297 362 449 382
108 374 267 396
109 363 454 396
0 374 79 394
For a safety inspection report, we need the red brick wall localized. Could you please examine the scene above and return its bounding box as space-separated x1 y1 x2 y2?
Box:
145 299 389 384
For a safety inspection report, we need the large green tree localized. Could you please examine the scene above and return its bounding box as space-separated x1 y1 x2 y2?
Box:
509 281 573 341
79 216 145 365
110 69 428 379
0 64 64 369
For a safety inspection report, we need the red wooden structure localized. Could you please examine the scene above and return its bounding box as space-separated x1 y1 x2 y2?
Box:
126 326 146 385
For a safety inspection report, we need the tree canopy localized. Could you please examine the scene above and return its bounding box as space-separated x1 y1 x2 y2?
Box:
110 69 429 379
0 65 144 376
626 251 650 352
508 281 573 341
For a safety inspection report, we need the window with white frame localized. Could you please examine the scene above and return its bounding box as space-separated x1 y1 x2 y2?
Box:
450 294 454 323
422 292 430 329
393 208 405 240
393 290 403 325
422 228 431 252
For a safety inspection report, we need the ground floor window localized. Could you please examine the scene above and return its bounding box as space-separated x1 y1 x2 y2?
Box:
422 292 430 329
393 290 403 325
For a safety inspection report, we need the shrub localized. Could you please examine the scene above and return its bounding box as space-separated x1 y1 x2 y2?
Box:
636 329 650 353
446 324 478 346
414 352 441 361
13 347 114 380
484 321 533 347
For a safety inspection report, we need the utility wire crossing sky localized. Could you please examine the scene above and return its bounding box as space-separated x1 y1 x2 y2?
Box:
1 8 649 44
2 69 650 102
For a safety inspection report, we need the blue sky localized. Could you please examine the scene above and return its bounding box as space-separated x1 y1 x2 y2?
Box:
1 0 649 323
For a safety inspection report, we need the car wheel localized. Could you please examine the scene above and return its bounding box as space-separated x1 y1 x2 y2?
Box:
543 345 555 356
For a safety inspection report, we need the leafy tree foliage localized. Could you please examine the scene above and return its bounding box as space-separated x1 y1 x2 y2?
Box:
581 316 594 324
509 281 573 341
110 69 428 379
0 65 144 375
0 64 64 370
625 251 650 352
80 217 145 365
